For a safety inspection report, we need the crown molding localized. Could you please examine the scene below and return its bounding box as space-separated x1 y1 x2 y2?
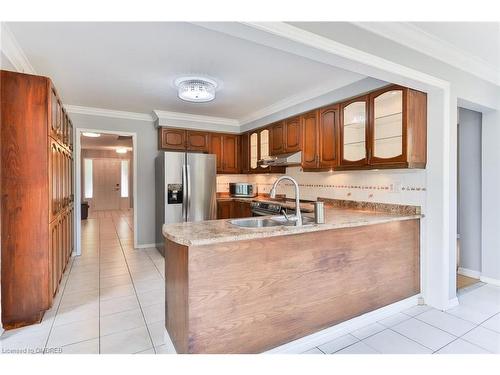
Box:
66 105 154 122
234 22 448 89
153 110 240 128
1 23 36 74
352 22 500 86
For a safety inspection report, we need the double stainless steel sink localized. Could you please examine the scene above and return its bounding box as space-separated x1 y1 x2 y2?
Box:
229 215 315 228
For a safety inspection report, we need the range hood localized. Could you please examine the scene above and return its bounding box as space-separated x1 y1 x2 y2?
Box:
259 151 302 167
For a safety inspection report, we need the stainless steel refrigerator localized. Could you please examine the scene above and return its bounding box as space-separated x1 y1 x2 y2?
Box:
155 151 217 253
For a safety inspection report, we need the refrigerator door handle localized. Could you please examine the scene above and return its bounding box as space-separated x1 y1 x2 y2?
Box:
186 164 191 221
182 164 188 221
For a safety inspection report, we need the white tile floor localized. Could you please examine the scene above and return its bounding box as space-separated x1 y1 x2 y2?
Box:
0 209 175 354
1 209 499 354
301 284 500 354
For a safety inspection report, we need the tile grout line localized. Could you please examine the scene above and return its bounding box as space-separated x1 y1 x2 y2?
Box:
111 211 157 354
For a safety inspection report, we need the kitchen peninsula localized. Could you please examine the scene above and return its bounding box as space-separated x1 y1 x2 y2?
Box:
162 199 422 354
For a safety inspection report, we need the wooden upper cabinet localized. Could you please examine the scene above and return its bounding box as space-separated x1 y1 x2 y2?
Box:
240 132 250 174
159 128 186 150
209 133 239 174
258 128 271 172
186 130 209 152
339 95 369 168
318 104 340 169
285 116 301 153
209 134 223 171
368 85 426 168
221 134 239 173
301 110 319 169
156 84 426 173
270 121 285 155
270 118 301 155
249 131 259 173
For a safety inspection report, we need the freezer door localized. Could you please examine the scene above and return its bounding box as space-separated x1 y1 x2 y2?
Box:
186 153 217 222
163 151 186 225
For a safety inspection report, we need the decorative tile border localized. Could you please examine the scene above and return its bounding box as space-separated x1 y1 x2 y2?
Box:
221 182 426 191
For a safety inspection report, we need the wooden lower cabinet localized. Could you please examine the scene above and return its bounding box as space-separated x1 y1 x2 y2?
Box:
1 70 73 329
217 200 234 219
217 200 252 219
233 201 252 218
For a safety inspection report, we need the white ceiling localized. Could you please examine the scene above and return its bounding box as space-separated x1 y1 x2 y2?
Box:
81 133 132 151
290 22 500 86
409 22 499 68
6 22 365 120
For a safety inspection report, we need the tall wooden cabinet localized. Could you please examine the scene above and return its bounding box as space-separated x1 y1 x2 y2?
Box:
1 70 74 329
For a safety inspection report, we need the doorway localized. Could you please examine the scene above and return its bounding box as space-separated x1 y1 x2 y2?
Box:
456 107 483 292
75 129 138 256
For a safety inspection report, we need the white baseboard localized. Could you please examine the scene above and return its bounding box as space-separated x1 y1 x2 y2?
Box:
480 275 500 287
458 267 481 279
265 294 420 354
446 297 459 309
135 243 156 249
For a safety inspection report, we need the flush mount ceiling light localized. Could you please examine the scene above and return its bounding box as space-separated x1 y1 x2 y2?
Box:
115 148 128 154
82 132 101 138
174 76 218 103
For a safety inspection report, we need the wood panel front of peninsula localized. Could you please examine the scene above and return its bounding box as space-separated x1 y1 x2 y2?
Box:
165 219 420 353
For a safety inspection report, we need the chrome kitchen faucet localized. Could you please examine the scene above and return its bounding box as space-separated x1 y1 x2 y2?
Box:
269 176 302 226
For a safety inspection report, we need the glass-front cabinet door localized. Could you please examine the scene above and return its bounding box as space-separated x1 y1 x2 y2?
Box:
369 86 406 165
259 129 270 170
249 132 258 172
340 96 368 167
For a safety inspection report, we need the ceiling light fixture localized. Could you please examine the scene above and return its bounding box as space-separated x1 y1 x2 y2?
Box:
82 132 101 138
116 148 128 154
174 76 217 103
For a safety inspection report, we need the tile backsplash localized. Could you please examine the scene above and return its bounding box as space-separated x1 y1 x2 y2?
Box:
217 167 426 211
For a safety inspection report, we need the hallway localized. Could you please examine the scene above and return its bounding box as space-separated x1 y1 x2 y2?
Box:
0 209 174 354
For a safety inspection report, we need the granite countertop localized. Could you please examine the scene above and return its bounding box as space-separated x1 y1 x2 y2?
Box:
162 200 423 246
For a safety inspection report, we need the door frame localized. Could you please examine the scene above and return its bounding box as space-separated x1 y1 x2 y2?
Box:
74 128 138 255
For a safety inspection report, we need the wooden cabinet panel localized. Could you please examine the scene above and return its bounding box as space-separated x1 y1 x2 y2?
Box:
270 121 285 155
234 201 252 218
222 135 239 173
240 132 250 174
210 134 239 174
217 200 252 219
209 134 223 172
217 200 233 219
318 104 339 169
186 131 209 152
339 95 369 168
301 111 319 169
367 85 427 169
285 116 301 153
159 128 186 150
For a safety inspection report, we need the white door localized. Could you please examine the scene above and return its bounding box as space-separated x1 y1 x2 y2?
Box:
93 159 121 210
